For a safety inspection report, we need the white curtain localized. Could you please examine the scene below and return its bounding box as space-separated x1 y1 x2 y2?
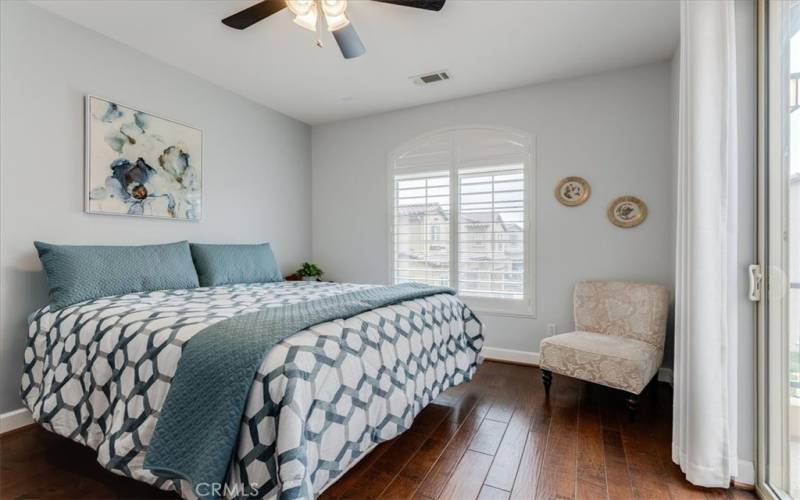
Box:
672 0 740 488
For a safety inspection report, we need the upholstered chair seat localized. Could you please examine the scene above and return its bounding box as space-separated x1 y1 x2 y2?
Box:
539 281 670 416
540 331 662 394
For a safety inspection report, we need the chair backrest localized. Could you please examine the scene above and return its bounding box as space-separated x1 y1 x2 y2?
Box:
573 281 670 347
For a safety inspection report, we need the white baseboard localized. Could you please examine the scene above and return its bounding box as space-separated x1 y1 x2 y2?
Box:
735 459 755 487
480 347 539 365
0 407 33 434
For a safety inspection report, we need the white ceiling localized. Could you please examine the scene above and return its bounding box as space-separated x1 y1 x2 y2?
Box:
33 0 679 125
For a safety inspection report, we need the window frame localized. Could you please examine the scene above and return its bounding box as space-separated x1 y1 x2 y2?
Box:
387 126 536 318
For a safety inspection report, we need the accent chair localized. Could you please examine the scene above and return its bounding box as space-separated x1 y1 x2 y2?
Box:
539 281 670 419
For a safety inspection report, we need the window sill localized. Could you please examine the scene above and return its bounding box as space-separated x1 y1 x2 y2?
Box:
470 308 537 319
459 295 536 319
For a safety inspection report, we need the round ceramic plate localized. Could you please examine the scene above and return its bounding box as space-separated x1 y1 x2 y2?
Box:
555 176 590 206
608 196 647 228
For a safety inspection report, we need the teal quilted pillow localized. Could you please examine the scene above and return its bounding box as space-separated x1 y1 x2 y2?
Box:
190 243 282 287
34 241 199 310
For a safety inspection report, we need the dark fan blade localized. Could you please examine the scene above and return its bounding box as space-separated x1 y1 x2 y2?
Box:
370 0 445 11
332 23 366 59
222 0 286 30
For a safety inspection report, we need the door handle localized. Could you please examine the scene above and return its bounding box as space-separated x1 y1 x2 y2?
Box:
748 264 763 302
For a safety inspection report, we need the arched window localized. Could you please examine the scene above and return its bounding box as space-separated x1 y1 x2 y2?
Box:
389 127 535 316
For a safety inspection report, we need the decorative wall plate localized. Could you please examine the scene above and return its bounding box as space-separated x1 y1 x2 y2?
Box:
555 176 590 206
608 196 647 228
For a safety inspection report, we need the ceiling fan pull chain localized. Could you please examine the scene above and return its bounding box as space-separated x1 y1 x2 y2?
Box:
315 1 324 48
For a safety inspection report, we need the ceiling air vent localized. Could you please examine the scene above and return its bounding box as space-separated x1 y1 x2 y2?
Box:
411 71 452 86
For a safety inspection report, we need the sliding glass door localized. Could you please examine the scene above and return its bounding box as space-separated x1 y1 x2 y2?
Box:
763 1 800 497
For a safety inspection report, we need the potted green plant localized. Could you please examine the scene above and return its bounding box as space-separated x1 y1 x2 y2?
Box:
296 262 324 281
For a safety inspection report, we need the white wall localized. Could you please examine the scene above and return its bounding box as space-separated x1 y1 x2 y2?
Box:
311 62 675 358
0 2 312 413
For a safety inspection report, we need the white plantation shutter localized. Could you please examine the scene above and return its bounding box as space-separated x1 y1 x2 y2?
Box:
457 164 525 299
390 127 534 315
393 171 451 286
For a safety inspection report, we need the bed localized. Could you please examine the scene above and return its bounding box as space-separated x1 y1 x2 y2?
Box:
20 280 482 499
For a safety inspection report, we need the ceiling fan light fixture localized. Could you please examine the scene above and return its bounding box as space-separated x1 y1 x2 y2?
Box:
286 0 314 15
321 0 347 16
287 0 318 31
325 13 350 31
293 10 318 31
320 0 349 31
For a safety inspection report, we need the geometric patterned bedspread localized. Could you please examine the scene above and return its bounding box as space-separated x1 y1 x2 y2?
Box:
20 281 483 499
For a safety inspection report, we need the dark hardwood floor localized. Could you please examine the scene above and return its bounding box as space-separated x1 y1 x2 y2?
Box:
0 361 754 500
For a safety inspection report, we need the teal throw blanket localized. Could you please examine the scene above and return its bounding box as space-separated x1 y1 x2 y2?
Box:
144 283 455 498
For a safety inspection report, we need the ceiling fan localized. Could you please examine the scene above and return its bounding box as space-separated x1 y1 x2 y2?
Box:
222 0 446 60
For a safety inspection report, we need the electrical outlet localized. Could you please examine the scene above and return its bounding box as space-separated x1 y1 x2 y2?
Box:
547 323 556 336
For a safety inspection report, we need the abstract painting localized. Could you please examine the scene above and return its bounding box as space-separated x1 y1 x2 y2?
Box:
85 96 202 220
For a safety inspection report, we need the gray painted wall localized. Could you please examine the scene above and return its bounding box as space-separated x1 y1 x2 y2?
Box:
665 48 680 373
0 2 312 413
311 62 676 358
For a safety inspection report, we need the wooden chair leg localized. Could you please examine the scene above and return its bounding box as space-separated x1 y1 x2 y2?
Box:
542 369 552 396
648 377 658 407
627 393 639 422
